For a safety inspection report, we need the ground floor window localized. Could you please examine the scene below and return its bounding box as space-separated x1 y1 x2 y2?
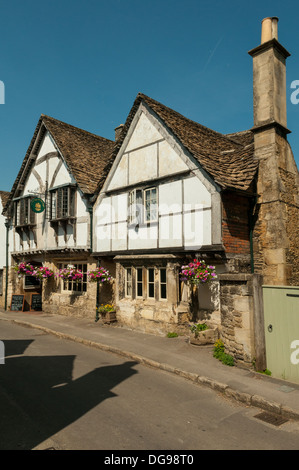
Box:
123 266 167 301
58 263 88 292
136 267 143 298
159 268 167 299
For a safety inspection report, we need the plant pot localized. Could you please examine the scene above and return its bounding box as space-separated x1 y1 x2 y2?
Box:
189 327 218 346
100 310 117 324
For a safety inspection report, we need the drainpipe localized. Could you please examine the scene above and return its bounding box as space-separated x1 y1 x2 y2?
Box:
4 218 10 311
95 259 100 322
86 200 99 321
87 205 93 253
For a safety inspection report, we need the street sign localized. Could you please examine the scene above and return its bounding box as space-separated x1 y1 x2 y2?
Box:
30 198 45 213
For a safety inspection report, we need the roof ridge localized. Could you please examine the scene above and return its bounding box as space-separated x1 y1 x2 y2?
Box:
138 93 244 148
41 114 114 143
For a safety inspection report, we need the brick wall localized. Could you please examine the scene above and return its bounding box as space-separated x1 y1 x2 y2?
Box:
222 191 251 255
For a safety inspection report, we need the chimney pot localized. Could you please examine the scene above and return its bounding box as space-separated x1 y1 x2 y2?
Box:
261 16 279 44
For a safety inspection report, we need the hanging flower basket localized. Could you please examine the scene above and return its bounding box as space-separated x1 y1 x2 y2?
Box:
56 265 83 282
180 259 217 286
14 262 35 276
32 266 55 280
14 262 54 281
87 267 112 283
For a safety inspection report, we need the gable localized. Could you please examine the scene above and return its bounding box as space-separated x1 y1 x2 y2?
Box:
21 131 74 196
105 109 190 192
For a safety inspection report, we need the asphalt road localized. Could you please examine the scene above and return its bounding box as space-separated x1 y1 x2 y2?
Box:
1 321 299 451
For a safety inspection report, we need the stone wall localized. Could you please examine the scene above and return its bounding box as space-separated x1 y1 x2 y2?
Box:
219 273 264 366
252 129 299 286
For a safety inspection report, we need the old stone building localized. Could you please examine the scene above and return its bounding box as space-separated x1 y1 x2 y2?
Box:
1 17 298 366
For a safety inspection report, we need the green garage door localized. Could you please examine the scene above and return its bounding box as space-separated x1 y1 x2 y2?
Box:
263 286 299 384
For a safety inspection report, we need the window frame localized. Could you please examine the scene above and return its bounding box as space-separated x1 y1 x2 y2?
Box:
50 185 76 221
58 262 88 293
14 196 36 227
128 186 158 226
147 267 155 299
144 187 158 223
125 267 132 298
136 267 143 298
159 267 167 300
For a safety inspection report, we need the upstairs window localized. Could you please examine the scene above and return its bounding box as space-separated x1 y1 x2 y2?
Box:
50 186 76 221
144 188 157 222
128 187 158 225
14 197 36 227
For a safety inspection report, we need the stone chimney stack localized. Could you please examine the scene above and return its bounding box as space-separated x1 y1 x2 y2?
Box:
248 18 299 286
249 16 290 132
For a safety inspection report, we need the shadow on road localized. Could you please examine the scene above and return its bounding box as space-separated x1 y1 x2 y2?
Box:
0 339 138 449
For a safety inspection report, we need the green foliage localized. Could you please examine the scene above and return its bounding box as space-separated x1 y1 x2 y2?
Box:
213 339 234 367
258 368 272 376
166 332 178 338
189 322 208 336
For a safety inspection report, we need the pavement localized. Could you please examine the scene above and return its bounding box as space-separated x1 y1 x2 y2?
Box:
1 309 299 423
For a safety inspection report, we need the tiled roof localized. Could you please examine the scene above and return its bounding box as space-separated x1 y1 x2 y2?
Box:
0 191 10 208
103 93 258 193
42 115 115 194
3 115 115 214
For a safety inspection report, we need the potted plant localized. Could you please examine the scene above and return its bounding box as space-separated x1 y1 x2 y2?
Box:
96 304 116 323
189 321 219 346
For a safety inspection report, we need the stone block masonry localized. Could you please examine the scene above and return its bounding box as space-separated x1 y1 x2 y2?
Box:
219 273 264 366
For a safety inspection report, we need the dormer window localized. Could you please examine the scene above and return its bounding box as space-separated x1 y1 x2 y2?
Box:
14 196 36 227
50 185 76 221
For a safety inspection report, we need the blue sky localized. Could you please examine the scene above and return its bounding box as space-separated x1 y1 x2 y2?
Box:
0 0 298 192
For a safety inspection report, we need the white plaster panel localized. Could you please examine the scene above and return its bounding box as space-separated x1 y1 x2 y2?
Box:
184 209 211 247
36 132 56 161
76 191 88 217
95 224 111 252
128 225 158 250
159 214 182 247
52 160 74 187
95 197 112 225
111 193 128 223
23 172 42 195
128 144 157 185
158 140 189 177
183 176 211 209
111 222 127 251
159 180 182 215
126 112 162 151
76 222 87 246
107 154 128 190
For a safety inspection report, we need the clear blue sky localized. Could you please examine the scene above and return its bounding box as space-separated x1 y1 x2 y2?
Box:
0 0 298 192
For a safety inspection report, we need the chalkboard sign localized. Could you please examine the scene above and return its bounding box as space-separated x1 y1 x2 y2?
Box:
24 275 40 289
30 293 42 311
10 294 25 311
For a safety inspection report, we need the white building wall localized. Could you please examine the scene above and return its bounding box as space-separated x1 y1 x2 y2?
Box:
13 130 89 254
94 110 216 253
